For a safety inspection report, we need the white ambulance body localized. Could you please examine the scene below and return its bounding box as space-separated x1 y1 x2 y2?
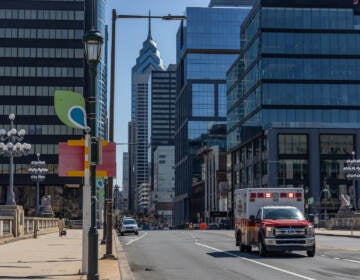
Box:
234 188 305 220
234 188 315 257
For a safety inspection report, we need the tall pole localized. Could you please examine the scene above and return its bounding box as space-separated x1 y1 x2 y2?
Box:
84 0 102 278
28 153 47 216
7 154 15 205
0 114 31 205
82 132 91 274
35 180 40 215
104 10 185 256
88 59 99 280
103 8 117 258
7 118 15 205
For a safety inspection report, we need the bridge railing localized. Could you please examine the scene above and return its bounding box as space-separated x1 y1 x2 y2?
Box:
0 216 58 241
0 216 14 238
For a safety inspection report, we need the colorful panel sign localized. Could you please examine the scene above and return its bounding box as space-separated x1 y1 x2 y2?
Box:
54 90 87 130
58 140 116 177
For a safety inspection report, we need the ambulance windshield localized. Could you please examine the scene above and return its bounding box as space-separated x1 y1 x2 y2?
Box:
263 207 304 220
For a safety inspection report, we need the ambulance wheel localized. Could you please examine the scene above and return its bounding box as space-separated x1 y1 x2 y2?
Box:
239 243 246 252
258 239 267 257
246 245 252 253
306 246 315 257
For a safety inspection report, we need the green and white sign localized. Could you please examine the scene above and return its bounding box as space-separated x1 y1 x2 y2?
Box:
54 90 87 130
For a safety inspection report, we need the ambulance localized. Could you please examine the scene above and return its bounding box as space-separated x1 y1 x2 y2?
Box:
234 188 315 257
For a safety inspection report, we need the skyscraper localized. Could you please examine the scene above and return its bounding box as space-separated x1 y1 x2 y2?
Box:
148 64 176 187
174 5 252 225
130 16 165 213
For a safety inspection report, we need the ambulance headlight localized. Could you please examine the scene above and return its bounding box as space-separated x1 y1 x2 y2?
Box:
305 225 315 237
265 226 275 238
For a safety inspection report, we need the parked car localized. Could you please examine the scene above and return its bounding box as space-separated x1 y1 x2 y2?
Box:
119 218 139 236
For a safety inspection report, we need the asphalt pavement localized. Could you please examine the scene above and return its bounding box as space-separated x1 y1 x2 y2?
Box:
0 228 359 279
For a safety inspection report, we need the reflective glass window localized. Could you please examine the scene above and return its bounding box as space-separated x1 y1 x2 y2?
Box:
278 134 308 154
192 84 214 117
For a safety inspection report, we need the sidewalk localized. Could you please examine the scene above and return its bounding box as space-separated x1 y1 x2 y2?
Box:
315 228 360 238
0 229 121 279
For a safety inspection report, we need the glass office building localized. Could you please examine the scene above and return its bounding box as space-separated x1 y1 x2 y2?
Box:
96 0 107 139
227 0 360 217
174 6 251 225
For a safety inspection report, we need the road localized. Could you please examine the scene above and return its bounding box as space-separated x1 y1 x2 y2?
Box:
118 230 360 280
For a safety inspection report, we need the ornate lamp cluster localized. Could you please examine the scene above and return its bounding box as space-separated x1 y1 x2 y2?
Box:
0 114 31 205
28 153 48 216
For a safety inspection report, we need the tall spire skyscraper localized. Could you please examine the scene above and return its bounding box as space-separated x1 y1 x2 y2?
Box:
129 16 165 213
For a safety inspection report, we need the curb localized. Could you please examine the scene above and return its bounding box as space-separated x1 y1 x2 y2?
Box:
114 230 135 280
316 232 360 238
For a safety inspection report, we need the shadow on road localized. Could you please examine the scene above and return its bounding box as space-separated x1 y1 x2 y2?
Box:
206 250 307 259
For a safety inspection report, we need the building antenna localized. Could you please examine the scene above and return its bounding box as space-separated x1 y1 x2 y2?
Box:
147 10 152 40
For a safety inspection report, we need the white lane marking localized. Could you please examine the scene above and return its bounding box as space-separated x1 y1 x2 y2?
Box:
340 258 360 264
195 242 317 280
125 232 148 246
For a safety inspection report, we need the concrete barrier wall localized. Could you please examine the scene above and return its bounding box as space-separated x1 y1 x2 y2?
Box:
0 217 14 237
0 216 58 241
318 217 360 229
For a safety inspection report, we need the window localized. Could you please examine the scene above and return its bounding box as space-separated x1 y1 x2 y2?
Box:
320 134 354 155
278 134 308 154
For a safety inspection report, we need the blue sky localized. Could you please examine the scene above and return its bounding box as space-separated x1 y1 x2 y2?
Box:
105 0 209 186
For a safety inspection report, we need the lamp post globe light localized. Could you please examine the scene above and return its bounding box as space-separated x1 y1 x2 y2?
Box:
28 153 48 216
0 114 31 205
84 28 103 280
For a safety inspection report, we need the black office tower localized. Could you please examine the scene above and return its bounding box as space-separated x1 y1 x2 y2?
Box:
0 0 86 219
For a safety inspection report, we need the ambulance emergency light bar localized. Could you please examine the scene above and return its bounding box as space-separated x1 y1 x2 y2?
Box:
249 191 302 202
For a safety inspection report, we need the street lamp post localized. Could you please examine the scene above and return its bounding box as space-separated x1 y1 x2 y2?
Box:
0 114 31 205
84 29 103 280
28 153 48 216
106 9 186 257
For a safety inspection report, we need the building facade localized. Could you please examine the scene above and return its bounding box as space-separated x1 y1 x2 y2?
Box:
198 145 228 224
128 121 136 213
0 0 107 219
0 0 88 218
148 64 176 187
174 5 251 225
152 146 175 226
122 152 129 210
227 0 360 218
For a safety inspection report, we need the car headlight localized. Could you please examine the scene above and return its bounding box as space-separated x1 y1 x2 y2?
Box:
264 226 275 238
306 225 315 237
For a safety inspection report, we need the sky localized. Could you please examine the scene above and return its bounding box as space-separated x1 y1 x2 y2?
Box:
105 0 210 187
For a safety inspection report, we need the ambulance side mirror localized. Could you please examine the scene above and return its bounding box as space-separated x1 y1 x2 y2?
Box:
249 215 256 223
